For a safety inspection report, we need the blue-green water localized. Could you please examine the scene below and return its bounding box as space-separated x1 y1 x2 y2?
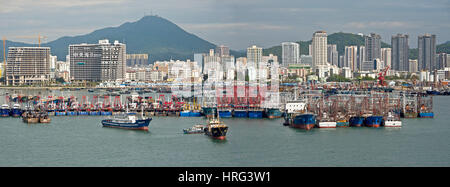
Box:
0 96 449 166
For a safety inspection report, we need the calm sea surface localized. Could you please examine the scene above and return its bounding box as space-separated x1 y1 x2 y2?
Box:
0 89 449 166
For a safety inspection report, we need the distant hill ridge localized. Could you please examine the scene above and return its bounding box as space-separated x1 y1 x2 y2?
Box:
1 17 449 64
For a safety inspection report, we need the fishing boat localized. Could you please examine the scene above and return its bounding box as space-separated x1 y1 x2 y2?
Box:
364 115 383 128
218 107 232 118
349 116 364 127
0 104 10 117
265 108 282 119
317 112 336 128
383 111 402 127
202 107 217 118
248 108 264 118
286 113 316 130
101 111 152 131
183 125 205 134
22 111 39 123
232 106 248 118
39 113 52 123
10 104 23 117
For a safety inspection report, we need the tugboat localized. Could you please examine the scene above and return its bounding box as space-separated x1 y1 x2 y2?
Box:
204 111 228 140
1 104 10 117
10 103 23 117
183 125 205 134
101 112 152 131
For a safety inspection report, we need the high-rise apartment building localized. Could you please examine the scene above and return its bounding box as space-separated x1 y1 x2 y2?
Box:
126 54 149 67
381 48 392 69
418 34 436 71
365 33 381 62
282 42 300 67
327 44 338 66
69 39 126 82
247 45 262 66
344 46 358 71
311 31 327 69
391 34 409 71
357 46 366 71
6 47 51 85
215 45 230 57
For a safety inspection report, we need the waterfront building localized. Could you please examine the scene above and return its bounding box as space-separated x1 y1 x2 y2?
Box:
126 54 149 67
365 33 381 62
6 47 51 85
391 34 409 71
418 34 436 71
282 42 300 67
69 39 126 82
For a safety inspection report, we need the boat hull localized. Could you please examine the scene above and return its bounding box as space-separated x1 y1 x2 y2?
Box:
233 110 248 118
266 108 282 119
349 117 364 127
218 110 232 118
0 109 10 117
317 121 337 128
336 121 349 127
204 126 228 140
364 116 383 128
11 109 23 117
418 112 434 118
288 114 316 130
384 121 402 127
248 111 263 118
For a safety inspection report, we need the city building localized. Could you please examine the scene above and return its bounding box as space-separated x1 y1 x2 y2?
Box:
365 33 381 62
327 44 338 66
381 48 392 69
282 42 300 67
215 45 230 57
247 45 263 66
6 47 51 85
311 31 328 69
418 34 436 71
126 54 149 67
344 46 358 71
357 46 366 71
436 53 448 70
69 39 126 82
300 55 312 66
409 59 418 73
391 34 409 71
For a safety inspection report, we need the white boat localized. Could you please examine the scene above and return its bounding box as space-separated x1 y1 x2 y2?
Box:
384 112 402 127
317 112 336 128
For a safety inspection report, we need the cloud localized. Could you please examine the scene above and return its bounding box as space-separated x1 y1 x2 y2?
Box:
0 0 126 13
344 21 418 29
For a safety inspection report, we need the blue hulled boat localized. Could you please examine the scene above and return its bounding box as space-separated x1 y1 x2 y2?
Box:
10 104 23 117
265 108 282 119
248 108 263 118
0 104 10 117
349 116 364 127
101 113 152 131
233 108 248 118
218 108 232 118
364 116 383 128
290 113 316 130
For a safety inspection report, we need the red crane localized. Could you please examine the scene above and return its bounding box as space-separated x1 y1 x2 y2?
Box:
377 66 390 86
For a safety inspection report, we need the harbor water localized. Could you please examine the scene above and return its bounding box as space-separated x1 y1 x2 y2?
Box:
0 92 449 166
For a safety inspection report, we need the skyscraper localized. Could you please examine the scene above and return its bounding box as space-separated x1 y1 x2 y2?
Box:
311 31 327 69
358 46 366 71
436 53 448 70
391 34 409 71
344 46 358 72
365 33 381 62
247 45 262 66
327 44 338 66
282 42 300 67
418 34 436 71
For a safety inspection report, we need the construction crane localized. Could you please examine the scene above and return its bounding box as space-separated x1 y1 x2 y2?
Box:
377 66 390 87
11 34 47 47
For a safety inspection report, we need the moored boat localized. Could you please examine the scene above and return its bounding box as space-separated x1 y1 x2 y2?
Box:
10 104 23 117
1 104 10 117
265 108 282 119
317 112 336 128
289 113 316 130
383 112 402 127
364 116 383 128
349 116 364 127
202 107 217 118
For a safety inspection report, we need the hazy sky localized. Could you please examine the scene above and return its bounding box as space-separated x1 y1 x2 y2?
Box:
1 0 449 50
